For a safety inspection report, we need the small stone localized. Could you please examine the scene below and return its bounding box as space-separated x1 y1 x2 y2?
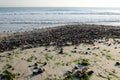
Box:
58 48 63 54
45 48 48 51
7 53 12 56
87 48 90 50
34 63 38 66
66 64 69 66
74 66 79 69
115 47 117 49
71 50 76 53
43 62 47 66
74 46 77 49
115 62 120 66
88 70 94 75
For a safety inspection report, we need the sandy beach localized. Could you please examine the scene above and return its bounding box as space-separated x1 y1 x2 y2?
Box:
0 24 120 80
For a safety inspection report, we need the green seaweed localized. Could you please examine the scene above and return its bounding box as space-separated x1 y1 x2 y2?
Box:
27 55 37 62
81 59 91 66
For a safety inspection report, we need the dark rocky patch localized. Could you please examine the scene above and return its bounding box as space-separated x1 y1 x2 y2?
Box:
0 24 120 52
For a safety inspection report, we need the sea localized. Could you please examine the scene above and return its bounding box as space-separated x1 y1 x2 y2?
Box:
0 7 120 32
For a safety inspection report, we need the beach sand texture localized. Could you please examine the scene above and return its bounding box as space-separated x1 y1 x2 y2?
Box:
0 25 120 80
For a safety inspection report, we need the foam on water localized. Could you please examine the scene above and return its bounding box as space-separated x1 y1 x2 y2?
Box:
0 7 120 32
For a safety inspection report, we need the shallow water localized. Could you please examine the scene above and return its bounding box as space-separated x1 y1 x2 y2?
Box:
0 7 120 32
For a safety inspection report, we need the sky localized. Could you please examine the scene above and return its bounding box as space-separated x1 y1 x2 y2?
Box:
0 0 120 7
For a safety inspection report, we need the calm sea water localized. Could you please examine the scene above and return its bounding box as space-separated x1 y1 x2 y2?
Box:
0 7 120 32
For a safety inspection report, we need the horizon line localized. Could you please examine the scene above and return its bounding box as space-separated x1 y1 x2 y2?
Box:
0 6 120 8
